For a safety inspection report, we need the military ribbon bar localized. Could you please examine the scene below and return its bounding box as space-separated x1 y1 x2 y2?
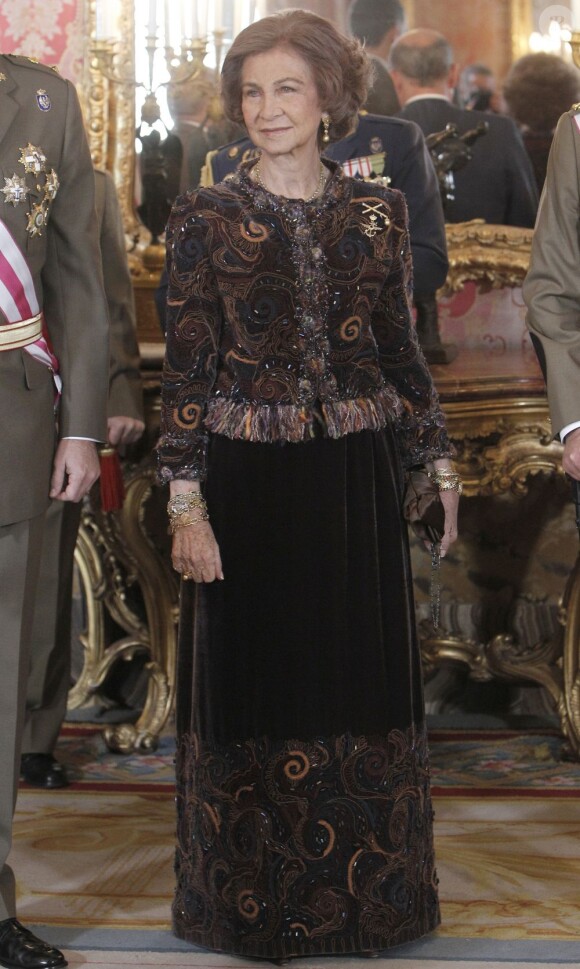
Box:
341 152 386 179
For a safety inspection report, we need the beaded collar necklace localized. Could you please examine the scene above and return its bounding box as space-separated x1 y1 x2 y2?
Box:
253 160 327 203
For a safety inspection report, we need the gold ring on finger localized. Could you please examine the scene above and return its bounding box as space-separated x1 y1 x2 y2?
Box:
182 571 195 581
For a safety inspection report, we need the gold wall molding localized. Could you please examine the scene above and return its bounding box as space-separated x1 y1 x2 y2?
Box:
510 0 534 61
444 220 534 292
86 0 140 239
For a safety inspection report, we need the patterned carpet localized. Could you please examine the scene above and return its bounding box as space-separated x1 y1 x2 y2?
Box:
52 724 580 791
12 725 580 968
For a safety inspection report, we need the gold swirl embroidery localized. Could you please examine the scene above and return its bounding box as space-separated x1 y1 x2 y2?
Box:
203 801 221 833
225 348 259 366
173 402 202 429
284 750 310 781
239 219 270 243
317 819 336 858
340 317 361 342
347 848 364 896
238 890 261 921
289 922 310 936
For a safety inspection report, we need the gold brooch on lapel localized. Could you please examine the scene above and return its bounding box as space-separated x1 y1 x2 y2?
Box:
36 89 52 111
26 199 50 237
18 143 47 174
0 72 6 83
360 200 391 238
1 173 27 206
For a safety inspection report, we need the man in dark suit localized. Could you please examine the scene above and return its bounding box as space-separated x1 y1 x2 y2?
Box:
390 28 539 227
0 54 109 968
205 113 448 299
348 0 405 117
20 169 145 791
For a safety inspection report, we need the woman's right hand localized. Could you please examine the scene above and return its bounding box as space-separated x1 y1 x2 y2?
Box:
172 520 224 583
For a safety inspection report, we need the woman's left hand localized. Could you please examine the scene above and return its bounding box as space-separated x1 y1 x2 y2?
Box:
438 489 459 557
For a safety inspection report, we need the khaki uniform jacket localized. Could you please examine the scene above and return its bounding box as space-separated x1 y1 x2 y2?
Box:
523 108 580 435
0 55 109 525
94 169 143 420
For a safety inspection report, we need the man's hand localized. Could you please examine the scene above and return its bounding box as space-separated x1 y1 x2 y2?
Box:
49 439 100 502
563 427 580 481
107 415 145 448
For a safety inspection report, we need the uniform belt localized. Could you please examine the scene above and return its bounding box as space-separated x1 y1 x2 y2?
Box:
0 314 43 350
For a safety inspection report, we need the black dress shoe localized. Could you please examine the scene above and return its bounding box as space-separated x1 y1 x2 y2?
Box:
20 755 69 790
0 919 67 968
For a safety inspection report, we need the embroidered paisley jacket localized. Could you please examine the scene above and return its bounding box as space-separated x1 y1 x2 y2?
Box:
158 159 451 481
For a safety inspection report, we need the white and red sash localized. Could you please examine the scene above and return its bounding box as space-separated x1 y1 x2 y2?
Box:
0 218 61 391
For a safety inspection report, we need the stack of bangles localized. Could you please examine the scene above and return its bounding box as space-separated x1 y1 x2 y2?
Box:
167 492 210 535
427 468 464 495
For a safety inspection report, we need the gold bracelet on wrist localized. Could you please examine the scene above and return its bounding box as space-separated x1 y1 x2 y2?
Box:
168 510 210 535
428 469 463 495
167 492 207 519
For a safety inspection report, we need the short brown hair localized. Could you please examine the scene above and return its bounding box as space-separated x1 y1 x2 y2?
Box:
220 9 372 143
503 53 580 133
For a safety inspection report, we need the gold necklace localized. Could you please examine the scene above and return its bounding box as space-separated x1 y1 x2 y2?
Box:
253 160 327 202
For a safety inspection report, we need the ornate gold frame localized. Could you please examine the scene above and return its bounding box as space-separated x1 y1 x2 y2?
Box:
84 0 139 238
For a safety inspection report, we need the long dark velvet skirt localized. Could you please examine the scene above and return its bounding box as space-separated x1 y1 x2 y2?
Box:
173 426 440 959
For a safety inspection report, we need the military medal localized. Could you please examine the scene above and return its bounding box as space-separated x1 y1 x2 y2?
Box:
36 89 52 111
26 200 49 237
18 143 47 174
1 174 27 206
43 169 59 201
360 200 391 238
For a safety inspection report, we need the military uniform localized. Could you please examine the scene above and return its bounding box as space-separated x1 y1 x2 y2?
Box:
204 113 448 297
523 107 580 435
0 53 108 928
22 169 144 761
397 97 539 227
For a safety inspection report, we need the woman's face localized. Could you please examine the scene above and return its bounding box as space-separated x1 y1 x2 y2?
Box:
240 46 323 159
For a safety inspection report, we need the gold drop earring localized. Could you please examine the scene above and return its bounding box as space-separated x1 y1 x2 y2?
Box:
322 114 331 144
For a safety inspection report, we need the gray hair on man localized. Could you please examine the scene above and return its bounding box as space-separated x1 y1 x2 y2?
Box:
389 30 453 86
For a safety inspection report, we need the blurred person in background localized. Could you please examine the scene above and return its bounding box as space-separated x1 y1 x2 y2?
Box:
348 0 406 115
503 52 580 192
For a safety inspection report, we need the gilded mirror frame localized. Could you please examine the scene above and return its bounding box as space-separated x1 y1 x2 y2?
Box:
84 0 139 240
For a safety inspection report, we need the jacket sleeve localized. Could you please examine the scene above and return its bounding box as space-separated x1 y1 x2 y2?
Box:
97 171 144 421
390 121 449 295
523 111 580 433
41 79 109 442
157 194 222 481
371 192 452 466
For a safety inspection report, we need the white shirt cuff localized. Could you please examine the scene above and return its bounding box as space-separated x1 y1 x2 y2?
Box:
560 421 580 442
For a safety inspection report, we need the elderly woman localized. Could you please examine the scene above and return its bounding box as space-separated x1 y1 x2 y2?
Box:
158 9 459 960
